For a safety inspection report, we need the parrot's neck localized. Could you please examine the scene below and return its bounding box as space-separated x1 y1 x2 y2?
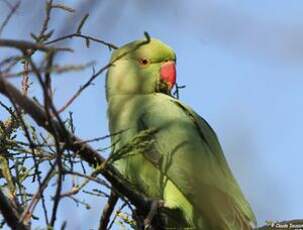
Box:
107 94 140 126
107 94 138 106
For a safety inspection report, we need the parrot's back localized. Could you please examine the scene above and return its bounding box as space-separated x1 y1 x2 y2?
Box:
107 93 256 229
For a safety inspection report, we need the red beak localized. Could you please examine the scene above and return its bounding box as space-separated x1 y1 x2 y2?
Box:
160 61 176 89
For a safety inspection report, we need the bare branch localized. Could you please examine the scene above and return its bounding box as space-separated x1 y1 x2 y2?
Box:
51 3 75 13
0 74 152 215
0 39 72 53
76 14 89 34
21 60 30 95
57 34 150 113
45 33 118 50
38 0 53 42
99 191 118 230
2 62 95 78
143 200 165 229
19 166 55 225
0 189 29 230
0 0 20 36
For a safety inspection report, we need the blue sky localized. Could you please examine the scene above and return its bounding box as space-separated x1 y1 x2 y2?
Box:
1 0 302 229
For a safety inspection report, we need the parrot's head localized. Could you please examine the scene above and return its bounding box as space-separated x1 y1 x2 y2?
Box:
106 38 176 100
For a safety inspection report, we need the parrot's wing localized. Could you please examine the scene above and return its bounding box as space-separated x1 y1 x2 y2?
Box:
138 94 256 229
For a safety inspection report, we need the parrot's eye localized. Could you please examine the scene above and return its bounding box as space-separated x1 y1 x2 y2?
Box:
138 58 149 66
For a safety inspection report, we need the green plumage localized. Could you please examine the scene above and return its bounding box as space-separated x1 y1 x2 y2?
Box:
106 38 256 229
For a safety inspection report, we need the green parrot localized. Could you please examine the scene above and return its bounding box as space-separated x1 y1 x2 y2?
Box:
105 38 256 229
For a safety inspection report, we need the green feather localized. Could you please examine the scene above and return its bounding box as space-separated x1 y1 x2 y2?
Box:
106 38 256 229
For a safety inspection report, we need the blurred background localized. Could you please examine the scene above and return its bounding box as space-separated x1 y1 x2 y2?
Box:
0 0 302 229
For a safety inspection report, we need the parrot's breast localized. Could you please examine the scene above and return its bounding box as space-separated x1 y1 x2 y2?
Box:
107 93 256 229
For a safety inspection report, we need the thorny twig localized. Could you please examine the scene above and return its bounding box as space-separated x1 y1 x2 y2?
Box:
0 1 151 229
0 66 158 225
21 59 30 96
